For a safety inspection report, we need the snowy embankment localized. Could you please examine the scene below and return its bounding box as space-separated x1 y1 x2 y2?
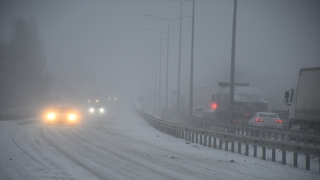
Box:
0 108 319 180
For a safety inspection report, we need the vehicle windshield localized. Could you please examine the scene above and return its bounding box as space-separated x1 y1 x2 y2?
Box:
259 113 278 118
53 107 72 112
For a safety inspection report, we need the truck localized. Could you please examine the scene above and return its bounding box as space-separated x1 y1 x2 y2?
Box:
214 82 268 123
185 86 214 116
186 86 214 108
283 67 320 133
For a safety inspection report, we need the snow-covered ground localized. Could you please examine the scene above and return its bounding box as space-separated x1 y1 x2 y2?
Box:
0 107 319 180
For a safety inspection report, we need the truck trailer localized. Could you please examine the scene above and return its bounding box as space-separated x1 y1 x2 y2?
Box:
283 67 320 133
214 82 268 123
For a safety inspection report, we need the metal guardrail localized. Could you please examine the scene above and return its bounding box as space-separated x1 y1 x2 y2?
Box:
191 117 320 146
136 107 320 173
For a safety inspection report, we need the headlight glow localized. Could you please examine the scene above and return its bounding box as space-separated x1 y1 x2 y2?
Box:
47 112 56 120
68 114 76 121
99 108 104 113
89 108 95 113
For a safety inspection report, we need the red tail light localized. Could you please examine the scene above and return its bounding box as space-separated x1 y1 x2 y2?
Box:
255 118 263 122
275 119 282 123
211 103 218 109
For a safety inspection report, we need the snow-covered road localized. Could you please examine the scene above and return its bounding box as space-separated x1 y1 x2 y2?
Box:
1 108 319 180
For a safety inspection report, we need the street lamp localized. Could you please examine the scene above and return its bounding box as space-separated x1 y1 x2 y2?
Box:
138 44 153 107
141 28 179 108
145 14 191 111
140 37 159 107
189 0 195 116
173 0 193 112
229 0 237 132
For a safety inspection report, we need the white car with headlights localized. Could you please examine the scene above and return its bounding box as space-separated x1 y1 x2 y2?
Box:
88 106 105 114
248 112 283 129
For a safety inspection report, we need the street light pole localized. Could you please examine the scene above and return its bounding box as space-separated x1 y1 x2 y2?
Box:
229 0 237 131
177 1 183 112
138 44 153 107
189 0 195 116
174 0 192 112
166 22 170 110
140 37 159 107
145 15 189 111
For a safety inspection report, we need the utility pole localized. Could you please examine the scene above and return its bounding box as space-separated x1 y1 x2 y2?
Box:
229 0 237 131
174 0 192 111
189 0 195 116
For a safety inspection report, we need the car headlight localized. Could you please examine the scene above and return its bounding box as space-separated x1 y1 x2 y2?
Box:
89 108 95 113
47 112 56 120
68 114 76 121
99 108 104 113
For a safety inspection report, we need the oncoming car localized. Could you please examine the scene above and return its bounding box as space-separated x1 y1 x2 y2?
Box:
88 106 105 114
43 107 78 125
87 99 106 115
248 112 283 129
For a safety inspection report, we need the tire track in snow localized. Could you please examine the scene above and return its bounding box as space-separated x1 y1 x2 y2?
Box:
39 126 106 180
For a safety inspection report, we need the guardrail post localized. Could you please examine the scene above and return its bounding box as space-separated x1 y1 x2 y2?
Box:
200 134 203 145
184 131 187 141
245 144 249 156
219 138 222 150
254 145 257 157
225 140 228 151
192 133 194 143
204 136 207 146
196 134 198 143
182 131 184 139
208 136 212 147
262 147 266 160
231 141 234 153
213 137 217 149
293 152 298 167
306 154 310 170
272 149 275 162
282 150 286 165
238 142 241 154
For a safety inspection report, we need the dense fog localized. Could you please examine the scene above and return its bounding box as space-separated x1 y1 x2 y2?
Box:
1 0 319 111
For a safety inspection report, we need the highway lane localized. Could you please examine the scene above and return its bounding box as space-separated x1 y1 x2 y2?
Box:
1 108 319 180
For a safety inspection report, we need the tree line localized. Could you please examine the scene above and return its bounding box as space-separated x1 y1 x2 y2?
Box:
0 18 51 112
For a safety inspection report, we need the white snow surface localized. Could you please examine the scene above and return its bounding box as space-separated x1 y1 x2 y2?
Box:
0 108 319 180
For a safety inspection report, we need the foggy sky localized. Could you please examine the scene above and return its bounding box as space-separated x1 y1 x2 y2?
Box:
1 0 319 109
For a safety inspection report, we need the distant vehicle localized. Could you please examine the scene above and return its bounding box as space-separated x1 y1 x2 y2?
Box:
193 107 205 117
186 86 214 109
88 99 105 115
248 112 283 129
43 107 78 125
283 67 320 133
214 82 268 124
202 108 215 119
